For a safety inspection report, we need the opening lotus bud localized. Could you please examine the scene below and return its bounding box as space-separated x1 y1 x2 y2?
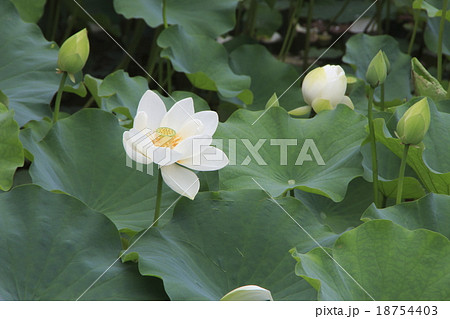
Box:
301 65 353 113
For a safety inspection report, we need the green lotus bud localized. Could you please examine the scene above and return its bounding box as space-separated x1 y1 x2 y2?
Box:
366 50 389 88
57 29 90 75
396 98 430 145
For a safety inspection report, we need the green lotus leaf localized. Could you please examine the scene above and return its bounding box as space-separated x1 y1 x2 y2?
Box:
158 26 252 104
362 193 450 239
413 0 450 20
0 106 24 191
114 0 239 37
124 190 340 300
229 44 303 110
85 71 210 118
424 16 450 55
294 178 374 233
9 0 46 23
0 1 60 126
215 105 367 201
0 185 168 300
28 109 179 231
293 220 450 300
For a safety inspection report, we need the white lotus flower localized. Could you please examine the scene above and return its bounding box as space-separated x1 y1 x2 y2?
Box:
302 65 354 113
220 285 273 301
123 90 229 200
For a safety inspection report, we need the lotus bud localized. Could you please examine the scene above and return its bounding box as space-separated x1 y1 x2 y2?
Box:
366 50 389 88
411 57 447 102
57 29 90 75
396 98 430 145
301 65 353 113
220 285 273 301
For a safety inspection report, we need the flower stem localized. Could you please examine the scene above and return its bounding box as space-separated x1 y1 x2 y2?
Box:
153 169 163 227
380 83 385 110
116 19 146 71
145 26 163 79
245 0 258 37
437 0 448 82
279 0 304 61
396 144 410 205
385 0 391 33
162 0 168 28
303 0 314 71
408 8 419 56
376 0 383 34
52 72 68 123
327 0 350 30
368 87 379 207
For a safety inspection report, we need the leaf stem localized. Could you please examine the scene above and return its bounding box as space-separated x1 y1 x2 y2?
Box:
50 0 61 41
380 83 385 110
368 87 379 207
153 169 163 227
162 0 168 29
396 144 410 205
408 8 419 56
52 72 68 123
437 0 448 82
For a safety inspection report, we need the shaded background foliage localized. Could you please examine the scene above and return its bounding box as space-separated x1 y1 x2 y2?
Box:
0 0 449 300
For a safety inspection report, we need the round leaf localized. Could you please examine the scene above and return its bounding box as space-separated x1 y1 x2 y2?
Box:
229 44 303 110
0 1 59 126
125 190 340 300
0 107 24 191
28 109 179 231
216 106 367 201
294 178 374 233
158 26 252 104
362 193 450 239
293 220 450 300
0 185 167 300
113 0 239 37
